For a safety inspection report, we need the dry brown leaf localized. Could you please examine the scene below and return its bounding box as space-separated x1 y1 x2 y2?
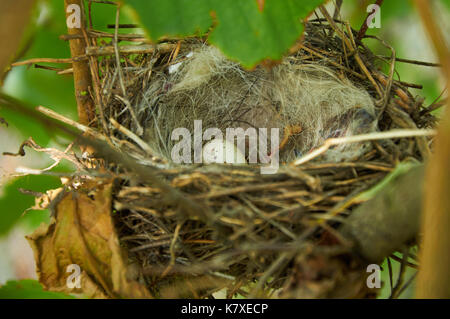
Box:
26 180 152 299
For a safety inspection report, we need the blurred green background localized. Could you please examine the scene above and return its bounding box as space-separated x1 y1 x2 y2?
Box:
0 0 447 298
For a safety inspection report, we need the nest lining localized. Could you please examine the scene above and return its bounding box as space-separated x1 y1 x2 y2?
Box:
91 20 435 298
140 45 380 164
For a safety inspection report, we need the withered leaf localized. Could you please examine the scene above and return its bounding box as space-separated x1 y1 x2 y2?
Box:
26 180 152 299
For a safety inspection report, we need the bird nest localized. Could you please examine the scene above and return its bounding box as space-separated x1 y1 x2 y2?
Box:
23 17 437 299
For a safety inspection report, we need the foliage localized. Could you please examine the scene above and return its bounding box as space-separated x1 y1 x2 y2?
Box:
0 280 74 299
125 0 325 67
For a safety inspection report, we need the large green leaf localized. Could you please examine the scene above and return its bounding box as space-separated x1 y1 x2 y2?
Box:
125 0 212 39
0 280 75 299
125 0 325 67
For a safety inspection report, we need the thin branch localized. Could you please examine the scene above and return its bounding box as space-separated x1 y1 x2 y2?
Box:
379 56 441 68
12 57 74 66
333 0 343 20
291 129 436 166
36 105 106 141
109 118 156 156
357 0 384 41
390 250 409 299
85 43 177 57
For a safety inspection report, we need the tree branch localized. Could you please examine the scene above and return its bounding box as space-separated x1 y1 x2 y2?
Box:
64 0 96 126
413 0 450 299
340 165 424 263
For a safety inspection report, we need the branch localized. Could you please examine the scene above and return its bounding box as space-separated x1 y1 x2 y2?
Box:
340 165 424 263
413 0 450 299
357 0 384 41
64 0 96 126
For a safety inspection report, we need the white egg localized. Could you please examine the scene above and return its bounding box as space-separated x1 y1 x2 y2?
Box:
168 61 183 74
202 139 246 164
168 51 194 74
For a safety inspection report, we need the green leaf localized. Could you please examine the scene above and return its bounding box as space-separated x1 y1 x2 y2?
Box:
0 280 75 299
0 175 61 236
125 0 325 67
89 1 136 33
125 0 212 39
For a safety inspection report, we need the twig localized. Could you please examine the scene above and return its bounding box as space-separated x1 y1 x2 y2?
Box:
85 43 177 56
36 105 106 141
387 257 394 296
396 272 418 298
365 34 396 110
249 252 291 298
394 81 422 90
291 129 436 166
89 0 117 4
379 56 441 67
374 72 412 105
109 118 156 155
333 0 343 20
11 57 74 66
113 5 127 96
389 253 419 269
345 21 383 98
107 23 138 29
58 68 74 75
357 0 384 40
161 222 183 277
34 64 64 72
422 99 447 115
298 44 365 79
414 0 450 75
60 31 147 42
114 94 144 136
390 250 409 299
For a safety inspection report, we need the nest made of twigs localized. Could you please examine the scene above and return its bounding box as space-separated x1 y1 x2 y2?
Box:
77 18 436 298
